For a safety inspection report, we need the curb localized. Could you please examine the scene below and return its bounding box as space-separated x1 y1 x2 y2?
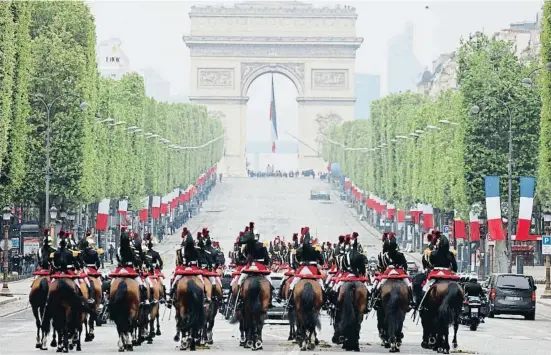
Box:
0 296 21 307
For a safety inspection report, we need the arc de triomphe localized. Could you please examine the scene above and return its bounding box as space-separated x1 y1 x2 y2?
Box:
183 1 362 176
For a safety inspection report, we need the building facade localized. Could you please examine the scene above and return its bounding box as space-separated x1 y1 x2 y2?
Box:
493 15 541 62
387 23 423 94
97 38 131 80
416 52 457 97
355 73 380 119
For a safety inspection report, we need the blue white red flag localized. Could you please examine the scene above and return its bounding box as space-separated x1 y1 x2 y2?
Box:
270 75 278 153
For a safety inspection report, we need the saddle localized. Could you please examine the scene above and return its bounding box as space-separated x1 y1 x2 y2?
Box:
334 272 369 283
231 265 244 277
426 268 460 281
109 266 140 278
33 267 51 276
85 266 102 277
51 270 79 279
242 262 271 275
293 264 324 279
174 265 204 276
379 266 410 280
153 268 165 278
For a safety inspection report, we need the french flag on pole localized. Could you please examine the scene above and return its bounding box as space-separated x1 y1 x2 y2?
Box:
95 198 110 231
422 204 434 229
151 196 161 220
138 197 149 222
484 176 505 241
269 74 278 153
469 210 480 242
515 177 535 241
118 200 128 217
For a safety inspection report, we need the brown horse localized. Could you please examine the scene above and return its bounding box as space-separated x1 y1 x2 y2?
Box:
377 279 409 352
334 281 369 351
84 276 102 342
281 276 297 341
204 275 222 344
41 277 95 352
240 275 271 350
147 276 164 342
293 279 323 350
421 281 464 354
29 276 50 349
109 278 141 352
173 276 205 351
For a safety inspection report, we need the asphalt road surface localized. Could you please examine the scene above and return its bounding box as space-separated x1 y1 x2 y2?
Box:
2 177 551 355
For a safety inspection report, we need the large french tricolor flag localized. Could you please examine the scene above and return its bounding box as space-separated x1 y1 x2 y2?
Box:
469 210 480 242
515 177 535 241
151 196 161 220
484 176 505 241
422 204 434 229
269 75 278 153
138 197 149 222
95 198 110 231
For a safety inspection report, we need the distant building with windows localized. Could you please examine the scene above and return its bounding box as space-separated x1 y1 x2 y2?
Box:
387 23 423 94
355 73 380 119
493 15 541 62
98 38 130 80
416 52 457 97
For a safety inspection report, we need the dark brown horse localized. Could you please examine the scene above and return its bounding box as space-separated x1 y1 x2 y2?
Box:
281 276 297 341
147 275 163 343
174 276 206 351
83 276 102 342
240 275 271 350
29 275 50 349
334 281 369 351
421 281 464 354
204 276 222 344
377 279 409 352
292 278 323 350
41 277 96 352
109 277 141 352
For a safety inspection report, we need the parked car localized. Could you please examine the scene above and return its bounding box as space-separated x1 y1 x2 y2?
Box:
310 189 330 200
486 273 536 320
266 273 288 322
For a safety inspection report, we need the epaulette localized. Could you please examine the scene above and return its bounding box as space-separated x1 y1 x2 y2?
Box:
451 250 457 256
97 248 104 255
291 249 296 255
315 246 322 252
423 248 431 257
49 252 54 258
72 250 80 257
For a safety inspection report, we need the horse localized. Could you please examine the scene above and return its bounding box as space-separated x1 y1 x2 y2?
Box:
173 276 206 351
203 273 222 344
146 275 163 343
29 275 50 349
334 280 369 351
292 279 323 350
109 277 141 352
421 281 464 354
377 279 409 352
41 277 95 352
83 274 102 342
281 275 297 341
240 275 271 350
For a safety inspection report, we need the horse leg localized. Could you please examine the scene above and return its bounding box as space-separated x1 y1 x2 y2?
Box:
62 327 69 353
33 306 42 348
452 321 459 349
155 313 161 336
76 323 83 351
51 329 57 348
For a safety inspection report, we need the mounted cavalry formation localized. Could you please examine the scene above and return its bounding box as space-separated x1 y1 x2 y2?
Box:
29 222 462 353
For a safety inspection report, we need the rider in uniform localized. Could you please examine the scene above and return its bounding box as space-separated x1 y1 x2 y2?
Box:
52 236 95 305
79 238 100 303
285 227 326 304
144 233 165 301
231 222 273 323
38 229 55 271
371 235 415 309
116 229 149 306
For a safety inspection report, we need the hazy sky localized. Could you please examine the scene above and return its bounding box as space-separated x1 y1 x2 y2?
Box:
87 0 544 161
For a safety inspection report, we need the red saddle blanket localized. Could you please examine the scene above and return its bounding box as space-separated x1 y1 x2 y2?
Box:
294 265 324 279
174 265 204 276
85 266 102 277
328 265 338 274
242 262 271 275
154 269 165 278
109 266 139 277
334 272 369 283
33 267 51 276
231 265 244 277
378 267 410 281
202 269 219 277
51 270 79 279
427 268 460 281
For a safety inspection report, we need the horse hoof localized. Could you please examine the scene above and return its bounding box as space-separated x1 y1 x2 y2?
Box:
63 349 69 353
207 339 214 345
453 343 458 350
308 343 315 350
76 345 82 351
51 340 57 347
239 341 246 347
246 340 253 348
147 339 153 344
315 339 319 345
56 349 62 353
118 348 125 352
36 344 42 349
443 350 449 354
288 335 294 341
156 330 161 336
384 343 391 349
428 337 436 345
173 335 180 342
421 341 429 349
437 348 443 353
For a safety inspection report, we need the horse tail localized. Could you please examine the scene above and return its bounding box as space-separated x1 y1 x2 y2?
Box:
338 282 357 334
110 280 131 333
184 279 205 330
385 282 406 339
438 282 463 326
300 282 321 330
245 276 262 314
32 278 49 308
412 273 425 302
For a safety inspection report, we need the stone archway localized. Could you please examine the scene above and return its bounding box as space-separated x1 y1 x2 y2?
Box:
184 1 362 176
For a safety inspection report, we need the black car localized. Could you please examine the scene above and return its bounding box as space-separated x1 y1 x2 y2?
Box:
407 260 420 276
486 273 536 320
266 273 288 322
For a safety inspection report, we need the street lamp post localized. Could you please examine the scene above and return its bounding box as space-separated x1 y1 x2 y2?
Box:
1 206 13 297
49 206 57 247
542 226 551 299
32 94 88 230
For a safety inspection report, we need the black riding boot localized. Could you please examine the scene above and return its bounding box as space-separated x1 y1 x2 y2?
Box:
160 284 167 304
276 280 285 303
87 283 96 305
166 284 176 309
407 288 415 311
269 285 274 308
229 290 242 324
139 285 149 307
